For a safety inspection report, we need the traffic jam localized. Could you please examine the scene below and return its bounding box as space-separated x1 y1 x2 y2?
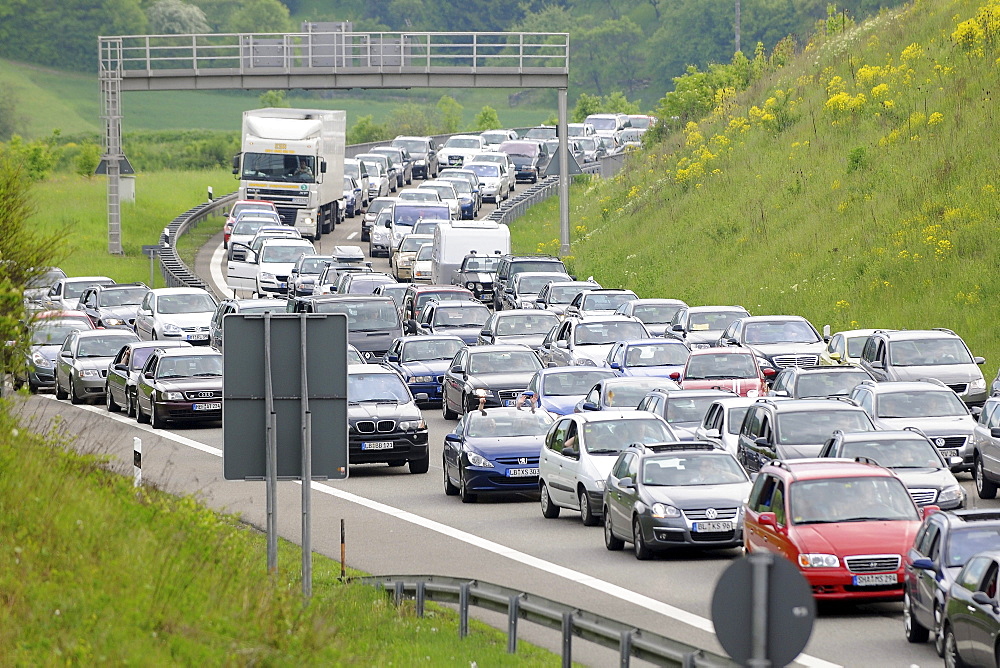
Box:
22 117 1000 667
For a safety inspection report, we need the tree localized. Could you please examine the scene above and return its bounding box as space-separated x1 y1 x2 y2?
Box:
347 115 388 144
573 18 646 96
0 92 25 142
572 93 602 122
386 103 436 137
226 0 291 32
258 90 289 107
147 0 210 34
603 91 640 115
74 143 102 178
473 106 502 131
0 132 61 182
436 96 464 134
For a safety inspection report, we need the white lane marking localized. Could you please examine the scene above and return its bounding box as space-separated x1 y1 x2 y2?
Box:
346 231 357 239
44 395 838 668
209 241 229 299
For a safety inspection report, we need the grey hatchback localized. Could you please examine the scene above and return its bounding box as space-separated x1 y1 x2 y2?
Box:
55 329 139 404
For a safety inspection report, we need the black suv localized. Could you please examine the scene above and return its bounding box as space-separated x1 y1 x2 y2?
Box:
77 282 149 330
348 364 429 473
492 254 568 311
904 510 1000 653
736 397 876 472
286 295 402 363
767 365 874 399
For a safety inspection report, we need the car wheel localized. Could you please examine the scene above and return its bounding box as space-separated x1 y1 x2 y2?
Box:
943 624 964 668
55 376 67 400
540 482 560 519
633 517 653 560
458 392 468 417
136 399 150 424
106 385 120 412
976 455 998 499
126 390 136 418
460 468 477 503
443 458 459 496
579 488 599 526
151 330 158 340
604 508 624 551
150 404 164 429
442 391 457 420
408 453 429 474
70 379 83 405
27 381 38 394
903 592 930 643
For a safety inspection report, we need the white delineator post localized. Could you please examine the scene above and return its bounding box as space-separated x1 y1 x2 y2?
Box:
133 437 142 487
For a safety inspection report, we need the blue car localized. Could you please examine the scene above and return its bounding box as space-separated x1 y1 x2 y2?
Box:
442 407 554 502
381 335 465 403
520 366 617 416
604 339 690 379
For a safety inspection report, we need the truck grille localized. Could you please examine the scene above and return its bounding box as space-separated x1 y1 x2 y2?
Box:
845 555 900 573
771 354 819 368
908 489 938 506
275 207 299 226
683 507 739 521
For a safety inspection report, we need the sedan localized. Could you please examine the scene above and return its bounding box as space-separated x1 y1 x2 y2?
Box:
604 339 690 379
442 344 543 419
520 367 617 416
382 335 465 403
55 329 139 404
478 310 560 350
443 407 554 503
135 347 223 428
105 340 192 416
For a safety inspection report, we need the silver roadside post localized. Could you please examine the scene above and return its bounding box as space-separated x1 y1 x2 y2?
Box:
300 313 313 601
264 313 278 574
748 551 772 668
557 87 570 257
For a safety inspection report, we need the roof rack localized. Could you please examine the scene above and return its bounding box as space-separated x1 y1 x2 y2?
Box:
819 396 859 405
857 379 878 387
954 510 1000 522
753 397 779 406
932 327 957 335
916 377 950 389
903 426 930 438
644 442 720 453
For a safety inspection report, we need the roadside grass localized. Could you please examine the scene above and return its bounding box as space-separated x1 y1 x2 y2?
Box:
510 0 1000 366
0 404 555 665
177 217 224 271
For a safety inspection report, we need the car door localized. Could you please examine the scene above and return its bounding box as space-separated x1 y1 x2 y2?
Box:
108 346 130 405
965 559 1000 665
737 406 765 472
606 452 637 534
977 401 1000 480
443 349 467 413
135 292 154 340
541 418 572 502
907 522 941 628
56 332 76 390
443 416 466 481
226 245 259 292
80 289 98 324
745 473 779 553
551 420 582 506
136 353 158 414
478 314 496 345
769 370 791 397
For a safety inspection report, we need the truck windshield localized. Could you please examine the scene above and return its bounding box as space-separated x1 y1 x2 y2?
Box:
242 153 315 184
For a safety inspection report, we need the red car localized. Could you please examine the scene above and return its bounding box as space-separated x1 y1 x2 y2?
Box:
223 199 278 247
744 458 937 602
669 347 772 397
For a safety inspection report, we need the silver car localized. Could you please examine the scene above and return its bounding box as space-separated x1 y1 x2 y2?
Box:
55 329 139 404
134 288 218 345
41 276 115 311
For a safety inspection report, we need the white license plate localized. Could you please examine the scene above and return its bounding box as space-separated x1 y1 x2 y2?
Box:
692 521 734 533
503 399 516 407
940 448 959 458
186 333 208 341
192 402 221 411
507 468 538 477
449 157 462 163
853 573 897 586
362 441 393 450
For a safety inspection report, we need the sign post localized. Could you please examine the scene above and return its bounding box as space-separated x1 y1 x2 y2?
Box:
141 245 160 288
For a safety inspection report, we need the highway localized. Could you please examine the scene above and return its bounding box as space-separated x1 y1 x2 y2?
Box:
17 176 991 668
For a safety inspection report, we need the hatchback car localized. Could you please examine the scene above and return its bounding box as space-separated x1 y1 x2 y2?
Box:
613 298 688 335
575 377 679 413
391 136 438 179
382 335 465 403
604 339 690 379
391 234 434 281
134 288 218 344
478 310 560 350
413 299 490 344
76 283 149 330
744 458 934 601
347 364 429 473
501 272 573 311
16 311 95 393
287 254 333 297
819 328 878 366
520 367 618 416
55 329 139 404
671 347 773 396
105 340 192 416
637 388 736 440
972 395 1000 499
533 280 603 318
604 443 752 558
135 347 223 428
453 253 502 304
768 365 874 399
694 396 760 455
538 315 650 368
443 407 554 503
668 305 750 349
42 276 116 312
442 344 543 418
400 284 477 323
285 295 402 364
940 548 1000 667
208 298 285 352
539 411 677 525
564 289 640 319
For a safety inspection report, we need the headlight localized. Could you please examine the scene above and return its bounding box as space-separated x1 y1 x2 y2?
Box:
103 318 124 326
938 485 964 503
408 376 434 384
797 553 840 568
79 369 100 378
466 282 475 289
260 272 276 282
650 502 680 518
466 451 494 468
593 479 606 490
31 351 52 368
475 283 483 291
399 419 426 430
163 391 184 401
303 217 313 225
399 257 413 266
162 322 182 334
971 378 987 392
576 357 597 366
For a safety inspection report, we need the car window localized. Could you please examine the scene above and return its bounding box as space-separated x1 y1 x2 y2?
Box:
776 410 873 445
889 339 974 366
743 407 762 438
547 419 570 453
946 528 1000 568
959 557 991 591
989 404 1000 430
727 407 751 435
875 391 967 418
981 561 1000 598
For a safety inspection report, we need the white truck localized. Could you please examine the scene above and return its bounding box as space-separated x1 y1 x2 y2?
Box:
234 108 346 241
431 220 511 285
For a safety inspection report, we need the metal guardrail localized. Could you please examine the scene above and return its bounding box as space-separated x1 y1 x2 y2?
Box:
362 574 736 668
158 192 235 295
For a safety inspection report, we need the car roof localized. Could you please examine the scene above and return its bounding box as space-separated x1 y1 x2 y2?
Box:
659 388 736 399
349 363 400 375
400 334 464 344
685 305 748 313
538 365 615 376
64 276 114 283
515 271 570 280
940 510 1000 525
157 347 221 358
124 340 192 351
781 365 872 375
861 380 957 394
149 287 212 296
763 458 897 480
310 294 394 303
621 338 684 346
574 410 668 424
93 282 146 291
833 328 879 337
496 309 557 316
468 343 535 353
601 377 674 388
760 397 864 412
75 329 137 339
571 314 642 324
877 329 963 340
432 300 487 308
738 315 812 323
409 284 472 294
624 298 686 306
836 429 930 443
708 396 764 408
687 346 757 357
35 310 91 320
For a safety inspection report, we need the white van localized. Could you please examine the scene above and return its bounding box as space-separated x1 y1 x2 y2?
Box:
431 220 511 285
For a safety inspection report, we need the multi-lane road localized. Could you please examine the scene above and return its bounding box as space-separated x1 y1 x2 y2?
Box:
17 178 994 667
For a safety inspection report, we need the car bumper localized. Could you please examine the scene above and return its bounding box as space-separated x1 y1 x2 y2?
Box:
464 391 526 412
257 283 288 296
77 375 108 396
395 265 413 279
349 432 428 464
154 401 222 423
801 568 905 601
460 202 476 218
28 368 55 388
407 381 442 401
640 517 744 550
514 169 538 181
463 466 539 494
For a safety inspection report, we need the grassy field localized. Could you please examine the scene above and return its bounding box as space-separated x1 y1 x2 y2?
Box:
510 0 1000 368
0 406 554 664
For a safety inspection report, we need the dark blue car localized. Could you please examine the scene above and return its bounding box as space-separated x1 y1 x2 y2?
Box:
442 407 554 502
381 335 465 403
521 366 617 416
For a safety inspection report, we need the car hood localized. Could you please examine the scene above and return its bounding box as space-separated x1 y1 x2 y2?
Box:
682 378 764 397
540 394 585 415
774 443 825 459
685 330 725 346
469 371 538 389
644 482 753 509
622 365 683 378
892 366 984 384
157 377 223 392
99 305 141 320
431 325 482 344
459 272 495 285
893 468 958 490
496 334 547 349
398 360 450 377
875 416 976 435
793 521 921 556
668 423 700 441
572 344 615 364
259 261 299 274
348 401 421 421
466 435 546 457
746 342 826 356
157 312 214 328
30 344 60 362
73 355 116 370
349 329 401 353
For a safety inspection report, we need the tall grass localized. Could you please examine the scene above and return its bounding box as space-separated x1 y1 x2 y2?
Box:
510 0 1000 367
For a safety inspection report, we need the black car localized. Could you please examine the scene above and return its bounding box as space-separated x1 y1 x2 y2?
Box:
442 344 544 419
718 315 828 370
453 253 501 303
905 510 1000 655
135 347 223 428
492 254 568 311
286 294 403 363
941 548 1000 667
348 364 429 473
105 340 192 416
77 282 150 330
497 140 550 184
767 365 875 399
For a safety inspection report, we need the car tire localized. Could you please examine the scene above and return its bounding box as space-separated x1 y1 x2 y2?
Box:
408 453 429 474
55 377 67 400
443 458 459 496
540 482 560 519
460 468 477 503
903 592 930 643
136 400 150 424
976 455 998 499
27 381 38 394
106 385 120 412
126 390 136 418
579 488 599 526
943 624 964 668
442 391 457 420
150 404 164 429
70 379 83 405
935 604 947 657
633 517 653 561
604 508 624 551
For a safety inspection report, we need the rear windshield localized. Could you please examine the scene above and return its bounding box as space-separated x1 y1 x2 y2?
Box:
394 204 450 226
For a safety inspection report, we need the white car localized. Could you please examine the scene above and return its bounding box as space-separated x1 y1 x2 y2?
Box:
415 181 461 219
693 396 760 455
42 276 116 311
227 238 315 296
463 162 508 203
134 288 219 344
398 190 441 204
358 158 391 201
480 129 519 150
411 244 434 284
344 159 371 209
436 135 489 169
467 153 515 193
227 217 290 259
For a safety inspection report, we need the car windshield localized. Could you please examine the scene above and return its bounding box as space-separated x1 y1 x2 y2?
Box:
156 294 216 314
346 276 395 294
744 320 820 344
727 407 751 434
582 292 637 312
604 380 666 407
378 285 407 308
575 321 648 345
791 477 919 524
629 117 652 129
586 117 617 130
401 338 464 363
32 321 84 345
445 138 481 149
462 256 500 272
392 139 428 153
97 287 148 307
577 138 598 151
66 280 114 299
481 132 508 143
360 161 383 176
232 219 268 236
371 150 400 166
314 301 400 331
465 411 553 438
368 199 395 215
632 304 683 325
946 528 1000 567
549 285 588 304
394 204 450 225
642 454 747 486
839 438 942 468
156 354 222 378
415 291 472 310
261 245 309 263
416 246 434 261
688 310 746 331
496 313 558 336
241 153 315 183
624 343 688 367
411 221 442 236
524 127 556 139
343 176 356 189
517 275 566 294
77 336 135 358
466 164 500 178
401 191 439 202
542 370 615 396
795 370 871 397
777 410 873 445
422 184 456 199
665 397 721 424
582 418 673 454
400 237 432 253
432 305 490 328
348 372 411 403
876 390 968 418
27 269 65 289
442 179 472 195
500 142 539 158
889 339 975 366
684 353 758 380
469 350 541 375
298 257 330 274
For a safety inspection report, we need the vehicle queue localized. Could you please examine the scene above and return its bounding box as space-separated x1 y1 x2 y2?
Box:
20 124 1000 667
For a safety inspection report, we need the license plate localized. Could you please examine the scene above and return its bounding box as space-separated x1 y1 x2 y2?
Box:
692 521 734 533
853 573 897 586
192 402 221 411
507 468 539 477
449 157 461 163
362 441 393 450
186 333 208 341
940 448 959 458
503 399 516 407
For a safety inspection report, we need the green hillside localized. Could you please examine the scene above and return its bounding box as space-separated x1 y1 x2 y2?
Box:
513 0 1000 366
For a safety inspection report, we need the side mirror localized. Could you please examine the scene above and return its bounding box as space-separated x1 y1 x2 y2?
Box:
671 324 684 332
505 286 514 294
450 365 465 374
975 357 986 365
762 368 777 377
724 337 739 346
143 371 154 379
669 371 681 380
772 389 789 397
555 340 568 349
757 511 778 529
419 323 431 330
231 154 239 174
610 362 621 370
114 363 127 371
911 557 935 571
991 428 1000 439
581 401 599 411
754 436 770 447
562 447 579 459
444 433 462 443
702 428 721 439
386 354 399 363
922 505 940 520
828 352 841 361
480 329 491 337
618 476 635 491
320 159 327 174
870 360 884 369
972 591 999 611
